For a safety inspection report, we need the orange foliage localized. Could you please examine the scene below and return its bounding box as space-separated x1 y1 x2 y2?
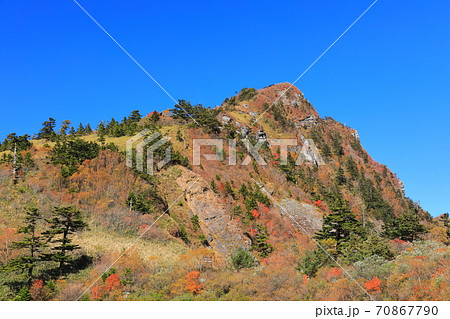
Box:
0 228 21 264
90 285 102 300
326 267 342 280
105 274 121 292
365 276 382 293
185 271 203 294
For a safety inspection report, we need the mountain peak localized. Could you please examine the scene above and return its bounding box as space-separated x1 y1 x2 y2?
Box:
223 83 319 125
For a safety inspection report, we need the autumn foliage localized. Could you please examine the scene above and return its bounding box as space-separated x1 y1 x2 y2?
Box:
365 276 382 293
185 271 202 295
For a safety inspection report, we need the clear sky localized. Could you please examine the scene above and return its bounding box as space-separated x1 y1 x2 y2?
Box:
1 1 449 217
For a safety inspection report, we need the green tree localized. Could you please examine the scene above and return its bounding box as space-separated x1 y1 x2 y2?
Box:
37 118 57 140
335 167 346 186
171 100 221 133
59 120 71 137
238 88 257 101
97 121 106 142
150 111 160 123
224 181 236 199
43 206 87 273
315 208 365 255
14 286 32 301
340 234 394 264
296 247 330 277
231 248 254 270
382 212 427 242
2 208 46 286
358 176 392 222
440 213 450 245
0 133 32 152
252 225 273 257
76 123 85 136
210 179 218 193
50 138 100 176
129 110 142 123
23 152 35 169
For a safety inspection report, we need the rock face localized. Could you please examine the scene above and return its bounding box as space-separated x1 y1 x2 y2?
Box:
299 136 325 166
280 199 322 235
294 115 318 128
176 168 251 257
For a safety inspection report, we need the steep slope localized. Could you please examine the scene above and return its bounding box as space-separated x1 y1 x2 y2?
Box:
0 82 446 302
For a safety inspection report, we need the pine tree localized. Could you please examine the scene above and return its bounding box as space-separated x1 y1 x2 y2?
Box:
0 133 32 152
129 110 142 123
76 123 85 136
97 121 106 143
37 118 56 141
59 120 71 137
23 152 35 169
84 123 93 134
43 206 87 273
69 126 76 136
150 111 160 123
335 167 346 186
252 225 273 257
440 213 450 245
382 212 427 242
2 208 46 286
315 208 365 255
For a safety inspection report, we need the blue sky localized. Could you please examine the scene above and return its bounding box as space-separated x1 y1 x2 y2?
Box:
0 1 448 216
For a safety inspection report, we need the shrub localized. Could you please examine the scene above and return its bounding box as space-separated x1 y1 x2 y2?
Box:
238 88 257 101
231 248 254 270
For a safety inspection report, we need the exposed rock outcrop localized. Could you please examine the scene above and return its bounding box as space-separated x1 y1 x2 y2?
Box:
176 168 251 257
280 199 322 234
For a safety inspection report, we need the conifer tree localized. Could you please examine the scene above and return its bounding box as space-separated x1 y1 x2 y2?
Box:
382 212 427 242
129 110 142 123
43 206 87 273
315 206 365 254
59 120 71 137
84 123 93 134
2 208 46 286
440 213 450 245
37 118 56 141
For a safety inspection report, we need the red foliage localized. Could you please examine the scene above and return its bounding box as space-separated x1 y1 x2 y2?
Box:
185 271 203 294
105 273 121 292
90 285 102 300
252 209 260 218
260 203 269 215
326 267 342 280
392 238 408 245
364 276 382 293
30 279 44 300
147 111 159 117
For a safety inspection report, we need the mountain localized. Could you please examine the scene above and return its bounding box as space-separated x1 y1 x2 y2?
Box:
0 83 448 301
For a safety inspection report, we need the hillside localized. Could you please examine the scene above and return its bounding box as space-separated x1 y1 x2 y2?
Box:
0 83 448 301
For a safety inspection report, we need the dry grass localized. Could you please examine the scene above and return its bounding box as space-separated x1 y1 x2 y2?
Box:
75 225 188 266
